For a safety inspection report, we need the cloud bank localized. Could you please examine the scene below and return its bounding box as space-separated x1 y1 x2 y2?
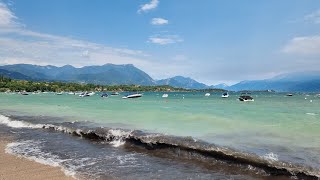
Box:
282 35 320 55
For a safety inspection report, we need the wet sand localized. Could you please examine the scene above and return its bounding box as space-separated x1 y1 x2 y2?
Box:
0 137 74 180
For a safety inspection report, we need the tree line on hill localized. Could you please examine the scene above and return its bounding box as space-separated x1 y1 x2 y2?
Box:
0 76 225 93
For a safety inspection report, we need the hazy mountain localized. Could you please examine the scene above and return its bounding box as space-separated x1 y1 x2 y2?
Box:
228 71 320 92
0 69 33 80
0 64 154 85
210 83 229 89
2 64 319 92
156 76 208 89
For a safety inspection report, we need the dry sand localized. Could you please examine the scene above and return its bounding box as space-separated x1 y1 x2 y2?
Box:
0 137 74 180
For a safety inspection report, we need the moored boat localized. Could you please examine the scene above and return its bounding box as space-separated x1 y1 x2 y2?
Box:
122 93 143 99
221 92 229 98
101 92 108 97
111 92 120 96
79 92 90 97
20 91 29 95
239 93 254 102
162 94 168 98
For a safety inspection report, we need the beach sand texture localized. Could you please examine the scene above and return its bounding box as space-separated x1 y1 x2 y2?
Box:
0 138 73 180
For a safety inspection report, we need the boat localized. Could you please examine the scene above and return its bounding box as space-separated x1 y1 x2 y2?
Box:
122 93 143 99
87 92 95 96
239 93 254 102
56 92 63 95
79 92 90 97
205 93 210 97
111 92 120 96
20 91 29 95
162 94 169 98
286 94 293 96
101 92 108 98
221 92 229 98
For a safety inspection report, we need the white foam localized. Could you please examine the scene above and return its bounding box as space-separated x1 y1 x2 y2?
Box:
107 129 132 147
0 114 44 129
108 129 131 137
306 113 318 116
262 152 279 161
110 139 126 147
5 140 76 178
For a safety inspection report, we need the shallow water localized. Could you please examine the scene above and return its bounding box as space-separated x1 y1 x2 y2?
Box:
0 92 319 179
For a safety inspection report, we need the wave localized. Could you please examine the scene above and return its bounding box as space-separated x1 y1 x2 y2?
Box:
5 140 76 178
1 114 319 179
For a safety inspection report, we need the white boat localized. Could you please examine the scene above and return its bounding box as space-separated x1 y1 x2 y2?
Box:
221 92 229 98
20 91 29 95
79 92 89 97
122 93 143 99
205 93 210 97
87 92 95 96
56 92 63 95
162 94 169 98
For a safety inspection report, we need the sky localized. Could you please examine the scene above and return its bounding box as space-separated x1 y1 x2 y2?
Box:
0 0 320 85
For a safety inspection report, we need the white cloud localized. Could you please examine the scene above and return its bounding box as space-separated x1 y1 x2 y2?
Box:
282 35 320 55
0 2 19 28
138 0 159 13
148 35 183 45
304 9 320 24
151 18 168 25
0 2 154 69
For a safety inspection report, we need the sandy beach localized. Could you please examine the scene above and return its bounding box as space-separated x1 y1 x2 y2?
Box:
0 137 74 180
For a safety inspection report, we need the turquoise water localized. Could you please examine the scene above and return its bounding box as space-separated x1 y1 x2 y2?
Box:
1 92 320 170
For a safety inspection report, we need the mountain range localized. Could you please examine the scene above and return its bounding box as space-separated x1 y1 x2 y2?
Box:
0 64 320 92
227 71 320 92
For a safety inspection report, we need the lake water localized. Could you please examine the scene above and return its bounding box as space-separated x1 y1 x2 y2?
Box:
0 92 319 179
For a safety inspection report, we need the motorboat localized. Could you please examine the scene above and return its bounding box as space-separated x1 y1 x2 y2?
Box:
239 93 254 102
111 92 120 96
79 92 90 97
205 93 210 97
162 94 169 98
87 92 95 96
56 92 63 95
20 91 29 95
286 94 293 96
221 92 229 98
101 92 108 98
122 93 143 99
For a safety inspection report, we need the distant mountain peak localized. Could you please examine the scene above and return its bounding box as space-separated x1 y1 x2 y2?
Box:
156 76 208 89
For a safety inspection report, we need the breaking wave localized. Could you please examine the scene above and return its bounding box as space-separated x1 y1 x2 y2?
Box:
1 114 319 179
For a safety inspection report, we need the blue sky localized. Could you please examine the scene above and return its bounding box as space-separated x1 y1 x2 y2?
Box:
0 0 320 85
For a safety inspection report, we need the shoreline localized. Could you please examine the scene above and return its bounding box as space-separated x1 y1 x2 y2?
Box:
0 136 74 180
